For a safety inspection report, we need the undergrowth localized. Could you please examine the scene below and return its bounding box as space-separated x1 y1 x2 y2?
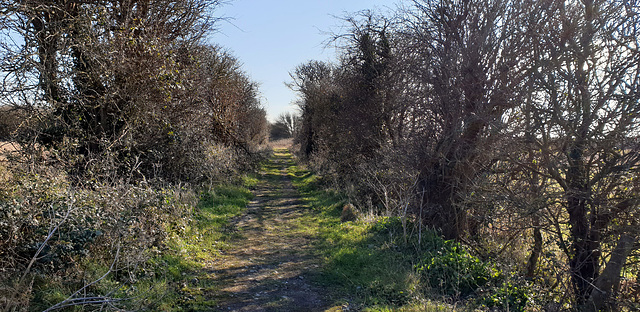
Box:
286 152 531 312
150 183 254 311
8 148 531 311
1 170 254 312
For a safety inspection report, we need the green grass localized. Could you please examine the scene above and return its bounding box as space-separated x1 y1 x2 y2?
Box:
286 157 419 308
284 150 526 311
363 302 457 312
171 184 252 256
151 184 254 311
31 182 255 312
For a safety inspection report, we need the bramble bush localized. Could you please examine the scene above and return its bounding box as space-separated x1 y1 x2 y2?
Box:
0 166 196 311
416 239 493 297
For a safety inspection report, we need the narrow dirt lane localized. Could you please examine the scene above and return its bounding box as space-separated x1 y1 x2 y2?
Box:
208 149 334 312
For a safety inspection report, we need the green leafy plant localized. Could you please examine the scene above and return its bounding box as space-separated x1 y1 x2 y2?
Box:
416 240 492 296
482 281 530 312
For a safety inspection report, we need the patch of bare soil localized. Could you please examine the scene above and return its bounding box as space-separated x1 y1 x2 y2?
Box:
206 151 337 312
0 141 20 160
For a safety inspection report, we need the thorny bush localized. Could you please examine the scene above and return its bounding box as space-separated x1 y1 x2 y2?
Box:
0 165 196 311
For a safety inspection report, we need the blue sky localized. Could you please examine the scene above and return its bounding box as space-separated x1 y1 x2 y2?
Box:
211 0 399 121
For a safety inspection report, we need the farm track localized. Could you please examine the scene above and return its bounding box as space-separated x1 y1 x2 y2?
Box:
206 149 336 312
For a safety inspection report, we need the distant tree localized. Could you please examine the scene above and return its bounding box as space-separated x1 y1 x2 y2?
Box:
288 60 336 159
270 112 298 140
270 122 289 141
278 112 298 138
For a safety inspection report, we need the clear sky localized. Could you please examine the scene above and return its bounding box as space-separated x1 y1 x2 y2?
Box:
211 0 399 122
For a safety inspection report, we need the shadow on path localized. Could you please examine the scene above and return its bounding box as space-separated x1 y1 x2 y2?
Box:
205 149 335 312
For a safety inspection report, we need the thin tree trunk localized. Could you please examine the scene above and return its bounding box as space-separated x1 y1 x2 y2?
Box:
567 143 599 305
587 234 636 312
526 218 542 278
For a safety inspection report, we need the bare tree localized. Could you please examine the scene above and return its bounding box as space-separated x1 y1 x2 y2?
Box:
270 112 298 140
278 112 298 138
402 0 532 239
524 0 640 309
288 60 336 159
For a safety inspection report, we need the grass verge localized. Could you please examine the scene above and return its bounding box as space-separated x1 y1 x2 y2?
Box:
285 152 529 312
153 183 254 311
28 182 254 312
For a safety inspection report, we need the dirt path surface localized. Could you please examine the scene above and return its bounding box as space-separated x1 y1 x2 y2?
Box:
209 150 335 312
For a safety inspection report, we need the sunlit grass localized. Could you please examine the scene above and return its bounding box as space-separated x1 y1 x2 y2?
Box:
363 302 457 312
284 151 502 311
285 156 419 308
122 183 254 311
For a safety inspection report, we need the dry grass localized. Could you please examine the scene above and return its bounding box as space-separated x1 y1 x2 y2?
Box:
0 141 20 182
268 138 293 150
0 141 20 159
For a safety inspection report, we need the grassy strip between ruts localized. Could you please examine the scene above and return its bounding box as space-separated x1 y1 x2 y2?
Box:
284 149 529 312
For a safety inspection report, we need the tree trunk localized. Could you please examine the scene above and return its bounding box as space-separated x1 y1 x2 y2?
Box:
587 234 636 312
32 13 60 106
418 164 466 240
526 218 543 278
418 118 484 240
568 0 599 304
567 143 599 305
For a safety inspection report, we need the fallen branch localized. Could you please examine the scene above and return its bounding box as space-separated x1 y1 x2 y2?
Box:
43 246 125 312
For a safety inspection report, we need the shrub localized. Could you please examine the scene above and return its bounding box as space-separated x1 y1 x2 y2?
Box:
414 235 531 310
482 281 530 312
0 107 23 140
415 240 493 297
0 166 196 311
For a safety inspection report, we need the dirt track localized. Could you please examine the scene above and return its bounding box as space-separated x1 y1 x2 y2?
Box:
208 150 337 312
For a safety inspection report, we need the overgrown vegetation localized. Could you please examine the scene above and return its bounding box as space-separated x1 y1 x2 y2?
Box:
1 0 639 310
288 161 530 311
0 165 254 311
0 1 267 310
290 0 640 310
